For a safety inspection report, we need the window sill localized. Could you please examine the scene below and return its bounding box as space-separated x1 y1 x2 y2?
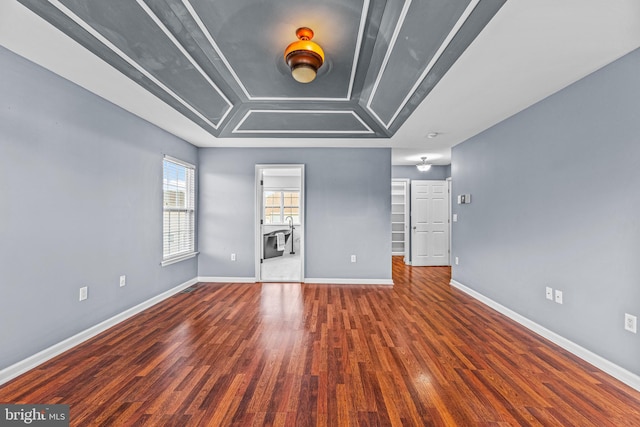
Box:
161 252 199 267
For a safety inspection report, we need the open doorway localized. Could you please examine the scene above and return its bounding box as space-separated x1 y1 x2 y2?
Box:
255 165 304 282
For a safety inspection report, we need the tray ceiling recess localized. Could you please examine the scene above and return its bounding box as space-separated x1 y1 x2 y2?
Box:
19 0 505 138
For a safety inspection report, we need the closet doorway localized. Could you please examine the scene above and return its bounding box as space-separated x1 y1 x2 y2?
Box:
255 165 305 282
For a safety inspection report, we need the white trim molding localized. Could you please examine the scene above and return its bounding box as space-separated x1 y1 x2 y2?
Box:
233 110 374 135
161 251 198 267
196 277 394 286
135 0 233 126
366 0 480 129
182 0 370 101
198 277 257 283
47 0 230 129
305 278 394 286
450 279 640 392
0 277 198 386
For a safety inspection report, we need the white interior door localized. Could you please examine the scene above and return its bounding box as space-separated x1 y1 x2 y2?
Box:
411 180 449 266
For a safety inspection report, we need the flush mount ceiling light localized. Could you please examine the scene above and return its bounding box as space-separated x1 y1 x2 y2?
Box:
284 27 325 84
416 157 431 172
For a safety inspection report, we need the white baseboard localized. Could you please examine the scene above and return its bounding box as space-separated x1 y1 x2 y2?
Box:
198 276 257 283
0 277 198 386
305 278 394 285
197 277 394 285
450 279 640 392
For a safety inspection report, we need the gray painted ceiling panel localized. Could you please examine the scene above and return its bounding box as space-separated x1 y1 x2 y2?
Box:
57 0 232 127
16 0 505 138
234 110 372 134
16 0 223 135
367 0 471 127
384 0 507 134
186 0 367 99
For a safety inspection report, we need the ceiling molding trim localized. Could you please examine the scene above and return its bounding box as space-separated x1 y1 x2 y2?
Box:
366 0 481 129
181 0 252 100
364 0 413 128
135 0 233 128
382 0 481 129
345 0 370 100
182 0 369 102
46 0 225 130
232 110 375 134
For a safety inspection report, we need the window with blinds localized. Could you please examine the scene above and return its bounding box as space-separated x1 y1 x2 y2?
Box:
163 156 196 264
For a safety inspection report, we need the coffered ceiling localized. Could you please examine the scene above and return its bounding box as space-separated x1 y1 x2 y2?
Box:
13 0 505 139
2 0 640 164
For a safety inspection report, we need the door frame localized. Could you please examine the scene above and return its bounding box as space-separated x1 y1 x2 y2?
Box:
254 164 305 282
447 177 452 266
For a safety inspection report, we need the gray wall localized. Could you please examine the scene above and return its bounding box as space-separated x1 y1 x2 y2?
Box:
0 46 198 369
198 148 392 280
451 47 640 375
392 164 450 181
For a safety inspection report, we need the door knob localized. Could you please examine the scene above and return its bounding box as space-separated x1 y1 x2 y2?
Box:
413 226 416 230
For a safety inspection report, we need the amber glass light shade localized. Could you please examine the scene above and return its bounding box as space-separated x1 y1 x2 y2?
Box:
284 27 325 83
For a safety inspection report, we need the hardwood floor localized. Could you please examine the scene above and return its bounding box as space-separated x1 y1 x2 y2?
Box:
2 257 640 426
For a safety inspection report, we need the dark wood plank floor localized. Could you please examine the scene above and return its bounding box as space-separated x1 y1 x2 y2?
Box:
2 257 640 426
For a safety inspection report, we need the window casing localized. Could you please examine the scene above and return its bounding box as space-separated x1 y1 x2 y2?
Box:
264 190 300 225
163 156 196 264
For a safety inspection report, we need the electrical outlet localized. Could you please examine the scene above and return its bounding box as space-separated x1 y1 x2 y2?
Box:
554 290 563 304
231 253 236 261
79 286 88 301
545 287 553 300
351 255 357 263
119 275 126 287
455 257 459 265
625 313 637 333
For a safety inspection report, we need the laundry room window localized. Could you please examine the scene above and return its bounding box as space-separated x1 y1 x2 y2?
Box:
162 156 197 266
264 190 300 225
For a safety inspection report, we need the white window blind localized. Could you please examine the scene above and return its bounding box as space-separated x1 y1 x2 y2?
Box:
163 157 196 262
